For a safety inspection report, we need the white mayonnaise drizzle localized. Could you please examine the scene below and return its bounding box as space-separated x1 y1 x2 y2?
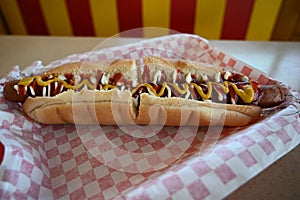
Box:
242 76 249 82
58 74 66 81
116 82 122 86
184 89 190 99
90 76 97 85
42 86 47 96
133 97 139 108
231 98 236 105
29 86 35 96
54 82 58 90
202 73 208 82
74 75 81 84
185 73 192 84
153 70 162 84
165 85 172 97
216 89 223 101
101 74 109 85
132 79 138 87
215 72 221 82
13 85 19 94
224 71 231 80
120 85 125 91
60 86 64 93
172 70 177 83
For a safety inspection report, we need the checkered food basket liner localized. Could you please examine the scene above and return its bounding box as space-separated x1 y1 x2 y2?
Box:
0 34 299 200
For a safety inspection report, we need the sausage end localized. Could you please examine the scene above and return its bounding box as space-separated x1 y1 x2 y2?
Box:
3 80 26 103
258 85 285 108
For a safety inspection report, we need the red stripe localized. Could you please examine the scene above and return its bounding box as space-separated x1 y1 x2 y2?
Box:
0 142 4 165
65 0 95 36
116 0 143 37
221 0 255 40
17 0 49 35
170 0 196 34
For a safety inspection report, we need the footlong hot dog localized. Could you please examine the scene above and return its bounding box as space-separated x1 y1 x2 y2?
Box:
3 56 285 126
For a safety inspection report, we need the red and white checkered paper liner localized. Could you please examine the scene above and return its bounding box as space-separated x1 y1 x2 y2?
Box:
0 34 299 200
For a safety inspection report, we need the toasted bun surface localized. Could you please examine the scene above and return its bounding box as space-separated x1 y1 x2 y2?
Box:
21 56 262 126
23 89 136 125
23 90 261 126
137 94 261 126
142 56 220 83
46 59 136 74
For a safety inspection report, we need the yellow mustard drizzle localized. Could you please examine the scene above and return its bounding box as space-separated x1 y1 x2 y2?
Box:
191 82 212 100
18 76 254 103
169 83 189 94
18 76 97 90
18 77 36 86
131 82 168 97
228 82 254 103
219 81 230 94
133 81 254 103
103 84 115 90
191 81 254 103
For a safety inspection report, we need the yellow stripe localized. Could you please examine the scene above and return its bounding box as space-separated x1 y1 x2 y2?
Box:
194 0 226 39
142 0 171 38
0 0 27 34
39 0 73 36
246 0 283 40
89 0 119 37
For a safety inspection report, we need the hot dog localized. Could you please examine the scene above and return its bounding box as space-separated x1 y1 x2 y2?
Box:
3 56 285 126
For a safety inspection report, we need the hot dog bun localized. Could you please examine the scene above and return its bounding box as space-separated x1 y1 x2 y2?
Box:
23 89 136 125
136 93 261 126
23 89 261 126
23 59 139 125
4 56 268 126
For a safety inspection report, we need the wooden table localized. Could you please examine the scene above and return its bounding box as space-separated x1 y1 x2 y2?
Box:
0 35 299 199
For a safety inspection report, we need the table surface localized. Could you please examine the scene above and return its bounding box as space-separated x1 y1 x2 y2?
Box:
0 35 299 199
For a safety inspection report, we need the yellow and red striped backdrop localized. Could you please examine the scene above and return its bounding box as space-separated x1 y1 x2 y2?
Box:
0 0 283 40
